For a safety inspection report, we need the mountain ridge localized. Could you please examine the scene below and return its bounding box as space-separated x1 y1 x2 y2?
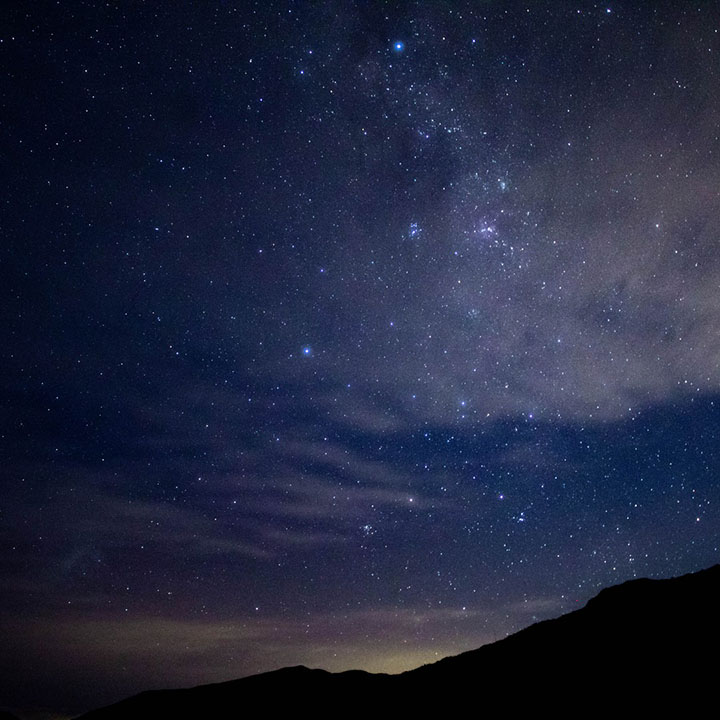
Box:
75 564 720 718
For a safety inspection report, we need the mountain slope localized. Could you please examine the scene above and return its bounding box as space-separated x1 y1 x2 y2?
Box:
76 564 720 718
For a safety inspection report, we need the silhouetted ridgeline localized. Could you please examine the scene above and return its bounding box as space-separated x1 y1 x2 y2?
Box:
76 565 719 718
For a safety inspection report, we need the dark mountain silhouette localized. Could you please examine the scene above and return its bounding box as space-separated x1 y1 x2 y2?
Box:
75 564 719 718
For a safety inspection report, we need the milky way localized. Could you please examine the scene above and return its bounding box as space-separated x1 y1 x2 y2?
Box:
2 2 720 715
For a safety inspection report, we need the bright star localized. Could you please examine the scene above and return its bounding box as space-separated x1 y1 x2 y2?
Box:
393 40 405 53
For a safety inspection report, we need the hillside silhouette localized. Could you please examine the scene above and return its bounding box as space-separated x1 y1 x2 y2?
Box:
76 564 719 718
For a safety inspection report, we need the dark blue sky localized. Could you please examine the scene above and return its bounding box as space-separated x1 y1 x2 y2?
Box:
2 1 720 716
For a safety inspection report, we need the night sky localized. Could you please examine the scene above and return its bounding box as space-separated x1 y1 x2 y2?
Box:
3 1 720 716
